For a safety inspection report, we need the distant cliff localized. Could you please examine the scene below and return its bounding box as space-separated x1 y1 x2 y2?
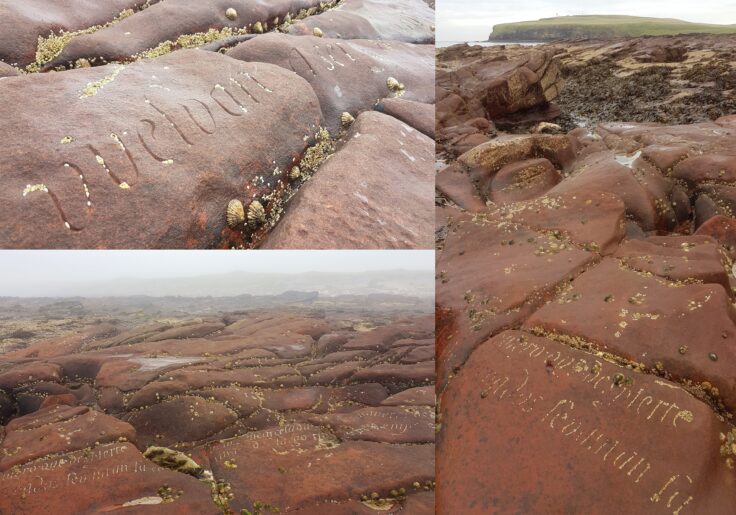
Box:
488 15 736 42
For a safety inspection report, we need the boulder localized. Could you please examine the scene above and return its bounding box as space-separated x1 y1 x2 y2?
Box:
436 45 563 134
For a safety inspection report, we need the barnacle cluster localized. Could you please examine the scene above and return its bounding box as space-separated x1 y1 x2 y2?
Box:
720 428 736 469
28 7 137 72
387 77 406 97
298 127 335 178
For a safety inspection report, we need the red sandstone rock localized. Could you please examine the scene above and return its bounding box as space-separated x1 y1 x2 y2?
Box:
228 33 434 134
0 50 321 249
0 61 19 77
436 44 563 155
438 330 736 513
376 98 435 138
0 443 216 514
436 40 736 515
0 0 154 68
206 424 434 512
287 0 435 44
262 111 434 249
0 311 434 513
1 406 136 471
45 0 328 68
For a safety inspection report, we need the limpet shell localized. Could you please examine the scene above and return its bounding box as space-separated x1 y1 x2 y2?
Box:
226 199 245 228
290 166 301 180
247 200 266 227
313 27 324 37
340 112 355 126
225 8 238 20
386 77 406 95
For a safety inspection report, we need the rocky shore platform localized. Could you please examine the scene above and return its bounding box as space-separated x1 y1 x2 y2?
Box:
0 0 435 249
437 34 736 156
0 308 435 513
436 34 736 514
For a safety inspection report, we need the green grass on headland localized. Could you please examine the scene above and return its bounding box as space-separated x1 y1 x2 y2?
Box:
488 15 736 41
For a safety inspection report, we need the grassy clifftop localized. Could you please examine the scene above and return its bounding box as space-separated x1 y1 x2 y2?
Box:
488 15 736 41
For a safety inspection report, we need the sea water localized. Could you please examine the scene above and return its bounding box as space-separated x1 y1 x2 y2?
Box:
437 41 542 48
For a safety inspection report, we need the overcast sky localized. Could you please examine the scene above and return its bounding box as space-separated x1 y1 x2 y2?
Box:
437 0 736 41
0 250 433 296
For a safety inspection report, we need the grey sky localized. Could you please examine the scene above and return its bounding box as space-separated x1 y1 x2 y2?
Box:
437 0 736 41
0 250 434 296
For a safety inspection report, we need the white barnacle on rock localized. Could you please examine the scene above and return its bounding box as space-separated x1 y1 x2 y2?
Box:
253 21 264 33
110 133 126 151
247 200 266 227
22 184 48 197
313 27 324 37
226 199 245 228
290 166 301 180
225 8 238 20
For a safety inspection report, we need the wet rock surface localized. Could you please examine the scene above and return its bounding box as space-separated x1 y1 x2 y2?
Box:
436 39 736 513
0 0 435 249
0 309 435 513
